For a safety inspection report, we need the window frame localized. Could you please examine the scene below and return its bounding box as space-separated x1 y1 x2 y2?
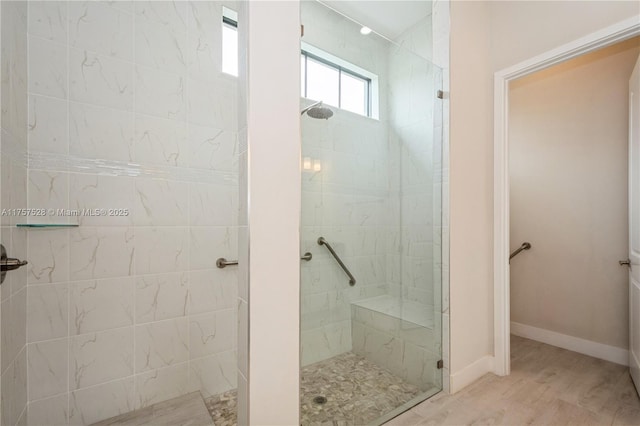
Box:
301 49 372 118
222 8 238 77
222 15 237 29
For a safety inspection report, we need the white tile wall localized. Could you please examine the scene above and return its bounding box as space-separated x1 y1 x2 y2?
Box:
27 338 68 401
16 2 240 425
26 394 68 426
28 95 68 155
68 378 134 426
299 3 393 365
28 38 67 100
136 274 188 323
69 103 134 162
70 278 134 335
300 110 390 365
135 318 189 372
27 2 67 44
69 49 133 111
2 2 29 425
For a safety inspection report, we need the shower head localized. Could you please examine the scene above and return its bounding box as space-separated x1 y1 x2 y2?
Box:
306 106 334 120
301 101 334 120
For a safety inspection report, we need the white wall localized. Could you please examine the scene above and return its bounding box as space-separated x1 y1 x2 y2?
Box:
509 38 640 351
449 0 640 386
489 1 640 71
241 2 301 424
449 0 493 379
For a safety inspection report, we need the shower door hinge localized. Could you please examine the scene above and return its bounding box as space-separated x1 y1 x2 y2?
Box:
301 25 304 37
437 90 444 99
437 360 443 369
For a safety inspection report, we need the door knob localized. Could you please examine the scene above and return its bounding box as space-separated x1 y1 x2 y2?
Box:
0 244 27 284
619 259 631 267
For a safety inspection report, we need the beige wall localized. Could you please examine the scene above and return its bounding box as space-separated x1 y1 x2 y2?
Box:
449 0 494 374
489 1 640 71
509 38 640 350
449 1 639 380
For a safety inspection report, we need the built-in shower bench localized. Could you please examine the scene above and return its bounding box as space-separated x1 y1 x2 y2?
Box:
351 295 441 390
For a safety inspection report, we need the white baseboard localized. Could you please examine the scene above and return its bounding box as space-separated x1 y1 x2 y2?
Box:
449 355 495 393
511 321 629 366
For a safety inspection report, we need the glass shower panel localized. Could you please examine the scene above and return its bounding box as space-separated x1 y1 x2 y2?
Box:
300 1 443 424
0 2 241 425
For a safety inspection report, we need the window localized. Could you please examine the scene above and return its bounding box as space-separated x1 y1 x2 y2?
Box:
300 46 376 118
222 7 238 76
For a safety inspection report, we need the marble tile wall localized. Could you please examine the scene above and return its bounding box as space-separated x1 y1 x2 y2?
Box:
1 2 29 425
19 2 239 425
300 106 391 365
388 15 438 322
351 304 441 390
388 13 446 395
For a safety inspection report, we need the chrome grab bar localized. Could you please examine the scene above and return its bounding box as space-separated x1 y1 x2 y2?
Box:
509 242 531 262
216 252 313 269
317 237 356 286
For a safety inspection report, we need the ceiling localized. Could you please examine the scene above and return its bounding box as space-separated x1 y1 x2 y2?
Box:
321 1 433 40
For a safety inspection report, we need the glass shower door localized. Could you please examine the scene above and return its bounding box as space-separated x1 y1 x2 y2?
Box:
300 1 444 424
0 2 241 425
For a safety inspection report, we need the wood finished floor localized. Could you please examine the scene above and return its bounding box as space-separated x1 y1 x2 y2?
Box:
388 335 640 425
93 335 640 425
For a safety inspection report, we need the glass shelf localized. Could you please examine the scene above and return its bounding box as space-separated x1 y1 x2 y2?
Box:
16 224 79 228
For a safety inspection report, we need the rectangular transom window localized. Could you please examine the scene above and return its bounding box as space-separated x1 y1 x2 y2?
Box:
300 46 376 118
222 7 238 76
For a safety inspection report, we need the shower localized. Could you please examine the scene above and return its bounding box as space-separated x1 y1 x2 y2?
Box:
298 1 445 424
301 100 334 119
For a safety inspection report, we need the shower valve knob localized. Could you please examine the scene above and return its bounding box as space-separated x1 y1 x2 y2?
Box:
0 244 28 284
1 258 28 271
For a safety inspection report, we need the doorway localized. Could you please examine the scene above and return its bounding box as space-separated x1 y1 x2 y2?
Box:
493 18 640 376
508 37 639 365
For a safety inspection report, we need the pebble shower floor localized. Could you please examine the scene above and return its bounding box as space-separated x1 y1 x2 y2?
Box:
205 352 422 425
